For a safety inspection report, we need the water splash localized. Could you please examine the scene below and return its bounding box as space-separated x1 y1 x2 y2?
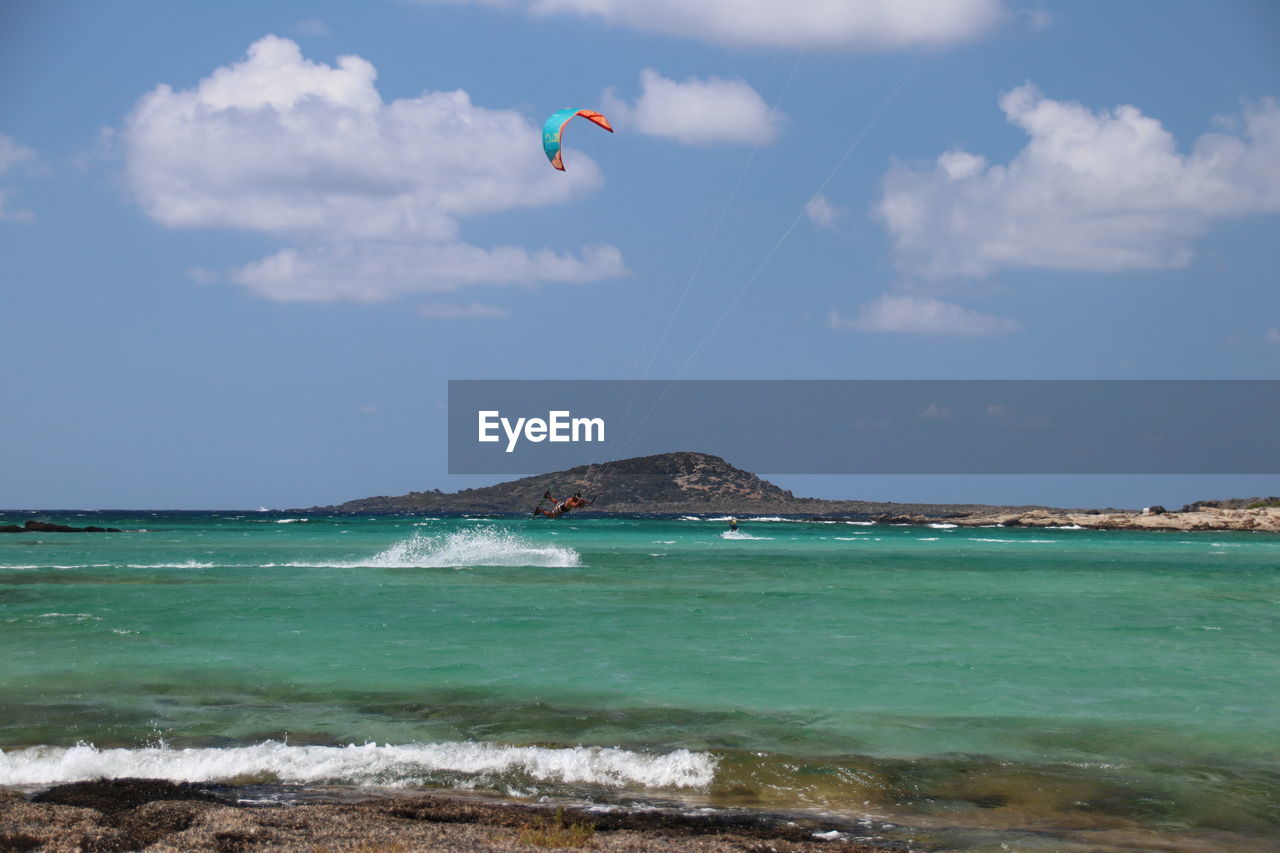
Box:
287 529 581 569
0 741 715 790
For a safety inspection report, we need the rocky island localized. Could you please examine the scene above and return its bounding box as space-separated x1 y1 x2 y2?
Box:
304 451 1280 532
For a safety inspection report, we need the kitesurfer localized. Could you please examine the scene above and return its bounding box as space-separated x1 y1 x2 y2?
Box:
728 517 738 532
534 490 593 518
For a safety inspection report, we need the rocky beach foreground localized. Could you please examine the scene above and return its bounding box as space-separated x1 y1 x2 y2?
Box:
0 781 891 853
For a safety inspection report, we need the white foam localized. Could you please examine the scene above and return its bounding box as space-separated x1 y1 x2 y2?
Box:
0 564 111 570
126 561 217 569
968 538 1056 544
927 523 958 529
1046 524 1086 530
720 530 772 540
36 612 101 622
291 529 579 569
0 741 716 790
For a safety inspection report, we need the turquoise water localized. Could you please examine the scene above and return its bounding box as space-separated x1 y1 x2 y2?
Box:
2 513 1278 850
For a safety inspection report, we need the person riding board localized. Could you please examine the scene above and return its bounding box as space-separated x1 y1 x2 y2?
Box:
534 490 594 518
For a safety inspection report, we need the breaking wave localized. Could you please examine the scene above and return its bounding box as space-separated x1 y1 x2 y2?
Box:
125 561 217 569
287 529 580 569
0 741 715 791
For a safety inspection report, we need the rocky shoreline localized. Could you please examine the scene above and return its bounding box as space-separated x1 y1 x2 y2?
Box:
1 780 894 853
0 520 122 533
871 505 1280 533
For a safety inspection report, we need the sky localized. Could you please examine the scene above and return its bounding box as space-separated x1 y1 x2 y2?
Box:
1 0 1278 510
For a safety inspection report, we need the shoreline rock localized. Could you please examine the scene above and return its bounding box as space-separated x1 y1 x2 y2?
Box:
0 520 122 533
2 779 895 853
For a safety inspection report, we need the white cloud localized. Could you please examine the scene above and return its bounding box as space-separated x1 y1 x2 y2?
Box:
0 133 35 223
0 190 35 223
804 193 842 228
123 36 624 302
1017 3 1051 31
0 133 34 173
231 242 624 302
829 294 1018 335
418 301 509 319
878 85 1280 279
424 0 1005 49
603 69 777 146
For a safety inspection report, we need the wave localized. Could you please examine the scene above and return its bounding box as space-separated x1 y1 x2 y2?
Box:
928 523 958 529
0 741 715 791
286 529 580 569
0 564 112 570
125 561 217 569
968 538 1058 544
35 612 101 622
720 530 772 540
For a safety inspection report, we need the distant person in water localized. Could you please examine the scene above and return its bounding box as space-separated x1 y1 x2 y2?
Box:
534 491 593 518
728 517 738 532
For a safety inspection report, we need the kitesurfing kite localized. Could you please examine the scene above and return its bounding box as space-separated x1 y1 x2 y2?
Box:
543 108 613 171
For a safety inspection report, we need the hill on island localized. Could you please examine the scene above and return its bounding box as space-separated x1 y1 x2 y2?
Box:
303 451 1035 517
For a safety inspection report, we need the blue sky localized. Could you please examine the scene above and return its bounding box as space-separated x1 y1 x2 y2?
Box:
1 0 1278 509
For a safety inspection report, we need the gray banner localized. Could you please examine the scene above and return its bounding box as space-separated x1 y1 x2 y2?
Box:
448 380 1278 475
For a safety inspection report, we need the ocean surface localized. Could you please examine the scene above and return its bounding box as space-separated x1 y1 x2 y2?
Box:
1 512 1277 851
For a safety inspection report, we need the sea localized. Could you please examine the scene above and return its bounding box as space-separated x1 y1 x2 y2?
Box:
1 512 1277 851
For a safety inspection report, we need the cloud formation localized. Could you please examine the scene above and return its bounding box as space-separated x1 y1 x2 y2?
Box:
603 69 778 146
804 193 842 229
829 294 1018 335
0 133 35 223
123 35 624 302
879 85 1280 279
0 134 33 172
424 0 1005 49
232 243 624 302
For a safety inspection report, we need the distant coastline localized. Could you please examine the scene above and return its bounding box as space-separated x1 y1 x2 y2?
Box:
296 451 1280 533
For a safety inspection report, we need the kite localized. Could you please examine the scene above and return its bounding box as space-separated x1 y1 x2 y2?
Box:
543 108 613 171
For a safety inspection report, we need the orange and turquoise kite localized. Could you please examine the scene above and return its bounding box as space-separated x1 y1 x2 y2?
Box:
543 108 613 171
